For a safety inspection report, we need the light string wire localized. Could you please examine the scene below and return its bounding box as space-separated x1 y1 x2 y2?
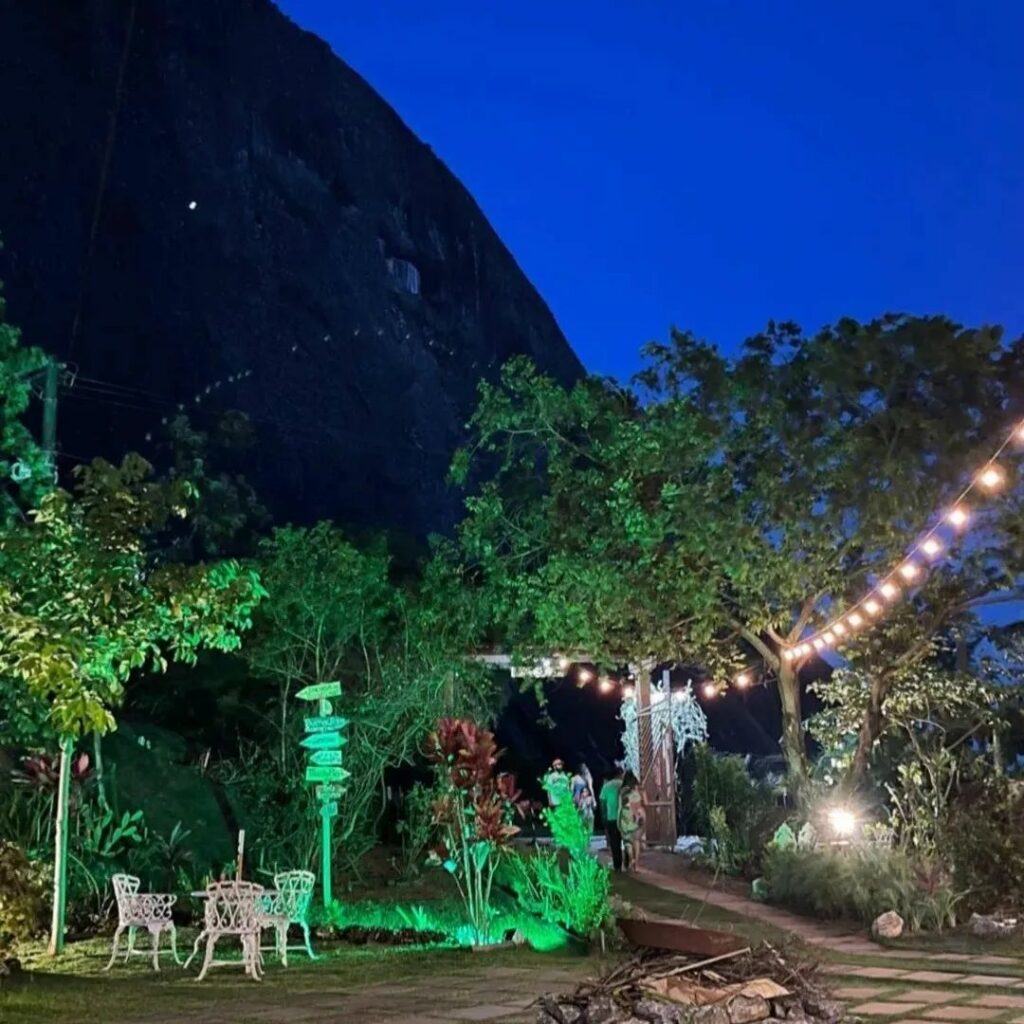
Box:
782 417 1024 662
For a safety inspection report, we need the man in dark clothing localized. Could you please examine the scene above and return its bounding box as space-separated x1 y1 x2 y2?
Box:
599 767 625 871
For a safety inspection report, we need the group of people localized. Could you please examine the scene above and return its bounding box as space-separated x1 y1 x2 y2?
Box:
543 759 645 872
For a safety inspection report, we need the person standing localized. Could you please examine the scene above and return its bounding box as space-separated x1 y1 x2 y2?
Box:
543 758 569 806
571 764 596 835
599 767 624 871
619 771 646 872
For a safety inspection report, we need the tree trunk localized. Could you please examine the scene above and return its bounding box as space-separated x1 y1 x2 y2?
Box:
776 662 808 787
850 675 888 782
48 735 73 956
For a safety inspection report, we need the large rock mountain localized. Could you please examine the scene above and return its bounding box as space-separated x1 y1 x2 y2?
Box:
0 0 581 535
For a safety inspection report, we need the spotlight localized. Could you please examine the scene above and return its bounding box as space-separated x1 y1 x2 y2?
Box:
827 806 857 838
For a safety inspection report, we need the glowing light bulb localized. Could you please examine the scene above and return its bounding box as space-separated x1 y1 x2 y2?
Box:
947 505 969 528
577 668 594 684
921 537 942 557
822 630 835 644
736 672 750 688
623 685 635 699
558 656 571 672
812 638 824 650
898 562 920 581
782 649 796 662
672 688 686 701
702 682 717 699
188 200 197 210
879 581 900 600
979 464 1004 490
599 678 614 693
833 622 846 636
864 599 881 616
848 612 863 628
828 807 857 837
1017 422 1024 443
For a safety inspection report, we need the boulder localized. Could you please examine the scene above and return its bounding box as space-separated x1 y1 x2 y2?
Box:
634 998 688 1023
871 911 905 940
727 994 771 1024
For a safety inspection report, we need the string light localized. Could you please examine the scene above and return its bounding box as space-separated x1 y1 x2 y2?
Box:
735 672 751 688
702 682 717 699
979 465 1005 490
781 416 1024 659
577 667 594 684
947 505 969 528
599 678 614 693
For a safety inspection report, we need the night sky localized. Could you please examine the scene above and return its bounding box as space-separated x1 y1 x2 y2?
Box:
277 1 1024 380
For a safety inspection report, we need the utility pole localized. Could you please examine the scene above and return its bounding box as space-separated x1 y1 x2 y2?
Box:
42 357 59 468
40 356 69 956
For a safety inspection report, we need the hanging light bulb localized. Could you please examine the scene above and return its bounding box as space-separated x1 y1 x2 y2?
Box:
577 667 594 684
1017 422 1024 443
898 562 920 581
978 464 1005 490
921 537 943 557
879 581 900 600
822 630 835 645
947 505 969 528
736 672 751 688
702 682 717 699
623 685 635 699
812 638 825 650
833 622 846 636
864 598 881 616
782 648 796 662
599 678 614 693
848 612 863 628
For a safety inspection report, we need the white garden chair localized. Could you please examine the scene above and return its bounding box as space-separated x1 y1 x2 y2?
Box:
185 880 265 981
258 869 317 966
104 873 181 972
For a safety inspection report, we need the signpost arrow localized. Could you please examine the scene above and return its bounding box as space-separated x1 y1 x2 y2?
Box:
305 765 351 784
316 784 345 801
310 749 344 766
322 801 339 818
296 681 342 702
303 715 349 734
300 731 347 751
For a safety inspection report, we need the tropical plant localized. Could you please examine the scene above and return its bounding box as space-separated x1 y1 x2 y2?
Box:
395 782 437 880
0 454 266 953
424 718 527 945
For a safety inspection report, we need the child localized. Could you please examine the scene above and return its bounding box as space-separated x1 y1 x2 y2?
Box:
618 771 645 871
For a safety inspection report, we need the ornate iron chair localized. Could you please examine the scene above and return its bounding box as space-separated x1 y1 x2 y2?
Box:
104 873 181 971
258 869 317 966
185 880 265 981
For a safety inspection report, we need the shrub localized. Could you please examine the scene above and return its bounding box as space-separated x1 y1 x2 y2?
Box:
686 747 783 875
763 845 967 930
947 778 1024 913
0 842 47 962
395 782 436 880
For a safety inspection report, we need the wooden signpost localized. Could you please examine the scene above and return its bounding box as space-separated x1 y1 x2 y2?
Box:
297 681 347 905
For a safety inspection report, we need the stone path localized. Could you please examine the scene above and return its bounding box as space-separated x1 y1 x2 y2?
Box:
630 852 1024 1023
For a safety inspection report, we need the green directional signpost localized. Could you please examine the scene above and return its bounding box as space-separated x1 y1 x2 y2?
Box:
297 681 349 906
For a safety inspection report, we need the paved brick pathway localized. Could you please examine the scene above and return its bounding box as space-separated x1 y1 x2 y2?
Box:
629 852 1024 1023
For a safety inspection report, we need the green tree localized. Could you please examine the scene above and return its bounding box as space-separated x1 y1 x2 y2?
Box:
240 524 499 874
0 454 265 953
457 316 1024 783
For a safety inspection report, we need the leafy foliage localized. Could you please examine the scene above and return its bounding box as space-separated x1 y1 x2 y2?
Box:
0 841 47 962
424 718 527 944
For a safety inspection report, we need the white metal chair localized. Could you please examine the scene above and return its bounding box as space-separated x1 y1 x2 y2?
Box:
104 873 181 971
185 880 265 981
258 869 317 966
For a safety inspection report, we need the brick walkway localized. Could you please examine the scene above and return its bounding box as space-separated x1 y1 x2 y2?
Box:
630 852 1024 1023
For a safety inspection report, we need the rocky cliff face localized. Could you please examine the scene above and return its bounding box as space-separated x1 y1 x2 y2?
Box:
0 0 581 535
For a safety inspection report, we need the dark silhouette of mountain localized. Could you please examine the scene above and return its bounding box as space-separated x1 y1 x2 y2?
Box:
0 0 581 535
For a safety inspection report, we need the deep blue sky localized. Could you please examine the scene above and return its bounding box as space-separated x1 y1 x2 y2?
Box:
278 1 1024 380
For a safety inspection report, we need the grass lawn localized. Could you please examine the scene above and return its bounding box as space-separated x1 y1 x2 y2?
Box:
2 936 602 1024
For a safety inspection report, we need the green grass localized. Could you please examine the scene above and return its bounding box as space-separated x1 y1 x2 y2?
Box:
2 936 600 1024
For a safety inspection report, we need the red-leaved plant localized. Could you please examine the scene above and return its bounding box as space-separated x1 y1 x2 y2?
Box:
424 717 527 944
